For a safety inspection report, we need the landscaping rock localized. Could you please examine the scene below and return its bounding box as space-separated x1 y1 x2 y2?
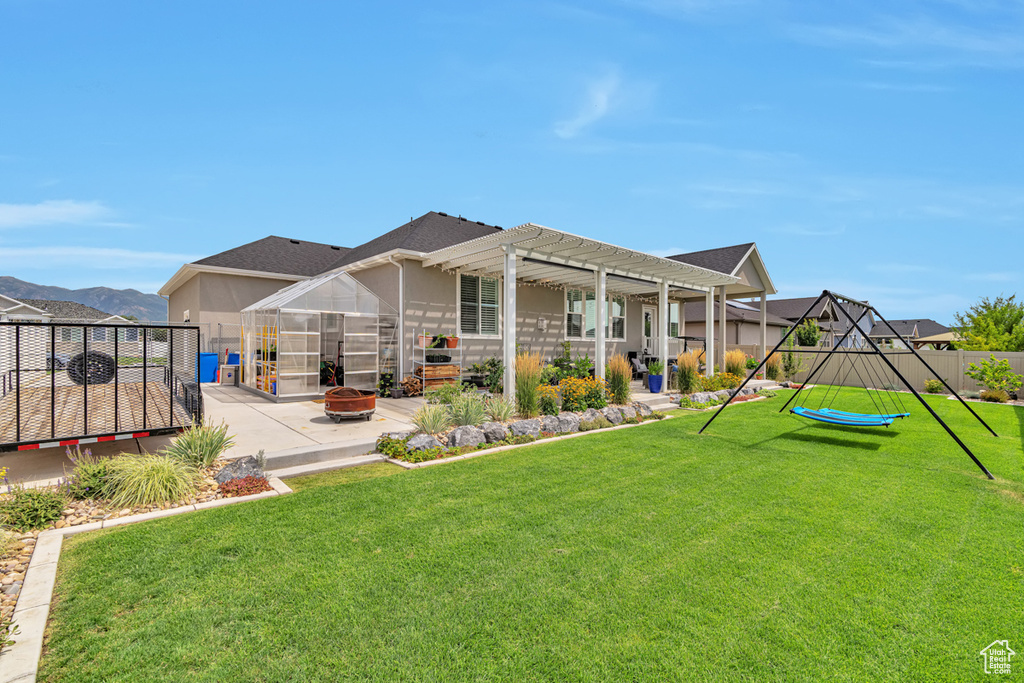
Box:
406 433 444 452
480 421 510 443
556 412 581 433
739 387 754 396
510 418 541 438
619 405 637 420
382 430 416 440
540 415 560 434
633 402 653 417
447 425 486 449
581 408 603 423
601 406 623 425
214 456 264 485
713 390 732 401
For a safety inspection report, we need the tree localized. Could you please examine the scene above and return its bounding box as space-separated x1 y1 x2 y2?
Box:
952 295 1024 352
794 318 821 346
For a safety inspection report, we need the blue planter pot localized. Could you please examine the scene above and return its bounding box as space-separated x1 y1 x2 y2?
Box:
648 374 663 393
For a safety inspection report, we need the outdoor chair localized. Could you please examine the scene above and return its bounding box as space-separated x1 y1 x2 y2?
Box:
630 358 648 388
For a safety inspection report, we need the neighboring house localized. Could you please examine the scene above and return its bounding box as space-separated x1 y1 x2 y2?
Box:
0 294 52 322
676 299 791 352
164 211 779 398
766 296 876 349
869 319 950 349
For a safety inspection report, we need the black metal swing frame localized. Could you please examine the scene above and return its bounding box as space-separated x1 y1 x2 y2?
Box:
699 290 997 480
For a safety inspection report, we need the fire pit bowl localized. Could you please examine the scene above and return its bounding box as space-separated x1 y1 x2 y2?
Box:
324 387 376 422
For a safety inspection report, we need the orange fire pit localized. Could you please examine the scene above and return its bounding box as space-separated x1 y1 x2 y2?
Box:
324 387 376 422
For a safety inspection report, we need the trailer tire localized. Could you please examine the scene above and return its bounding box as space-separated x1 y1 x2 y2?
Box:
67 351 117 386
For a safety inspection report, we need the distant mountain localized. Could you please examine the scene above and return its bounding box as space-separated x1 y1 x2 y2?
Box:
0 276 166 321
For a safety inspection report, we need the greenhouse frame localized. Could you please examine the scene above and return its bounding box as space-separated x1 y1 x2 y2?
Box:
240 270 398 402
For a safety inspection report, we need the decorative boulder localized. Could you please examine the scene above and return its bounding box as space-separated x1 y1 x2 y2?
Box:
739 387 755 396
447 425 486 449
601 406 623 425
619 405 637 420
407 433 444 452
510 418 541 438
714 390 732 401
540 415 560 434
690 392 713 405
556 412 581 434
480 421 510 443
633 402 653 417
214 456 264 485
581 408 603 423
382 430 416 440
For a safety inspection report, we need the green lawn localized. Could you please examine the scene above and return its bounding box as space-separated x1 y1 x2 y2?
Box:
40 389 1024 682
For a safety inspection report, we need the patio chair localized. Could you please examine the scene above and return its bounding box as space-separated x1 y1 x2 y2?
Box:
630 358 648 388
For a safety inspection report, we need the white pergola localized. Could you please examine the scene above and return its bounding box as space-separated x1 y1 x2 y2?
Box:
422 223 740 396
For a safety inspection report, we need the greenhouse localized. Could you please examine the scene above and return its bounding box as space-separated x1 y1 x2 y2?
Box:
240 271 398 401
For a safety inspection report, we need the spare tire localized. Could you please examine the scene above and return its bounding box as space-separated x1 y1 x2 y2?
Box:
66 351 117 386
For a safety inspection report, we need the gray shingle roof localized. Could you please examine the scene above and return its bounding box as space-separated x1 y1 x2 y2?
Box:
19 299 114 320
870 319 949 338
764 296 830 321
668 243 753 275
328 211 502 270
194 236 351 277
682 300 792 327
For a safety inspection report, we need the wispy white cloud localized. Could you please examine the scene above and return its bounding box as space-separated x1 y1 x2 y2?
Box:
616 0 761 19
966 271 1018 282
855 81 953 92
554 70 626 139
0 200 131 229
1 246 201 268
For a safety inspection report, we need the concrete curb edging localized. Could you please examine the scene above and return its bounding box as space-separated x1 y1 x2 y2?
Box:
0 477 293 683
387 414 676 470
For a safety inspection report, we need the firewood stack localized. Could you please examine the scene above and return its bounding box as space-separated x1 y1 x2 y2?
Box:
400 375 423 397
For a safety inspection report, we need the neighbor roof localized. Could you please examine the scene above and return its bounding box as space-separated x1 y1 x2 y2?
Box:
668 243 754 275
764 296 831 321
328 211 502 270
19 299 115 320
682 300 792 327
194 236 351 277
870 319 950 338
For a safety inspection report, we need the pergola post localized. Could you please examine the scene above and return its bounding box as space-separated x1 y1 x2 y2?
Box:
704 289 715 377
594 265 606 381
759 291 767 361
502 247 517 398
718 285 727 373
679 299 686 341
658 280 669 393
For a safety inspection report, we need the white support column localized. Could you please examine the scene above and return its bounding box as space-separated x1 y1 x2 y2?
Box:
679 299 686 341
718 286 727 373
594 265 606 381
502 247 517 398
759 291 767 361
704 289 715 377
658 280 669 393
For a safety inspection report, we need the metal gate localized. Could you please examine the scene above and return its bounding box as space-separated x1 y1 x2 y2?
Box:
0 322 203 452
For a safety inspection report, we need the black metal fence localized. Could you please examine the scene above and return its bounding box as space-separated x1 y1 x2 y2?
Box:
0 322 203 451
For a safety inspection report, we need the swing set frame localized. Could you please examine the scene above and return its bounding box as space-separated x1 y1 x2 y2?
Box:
699 290 997 479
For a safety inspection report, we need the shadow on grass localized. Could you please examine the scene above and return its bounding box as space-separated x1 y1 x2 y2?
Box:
780 432 885 451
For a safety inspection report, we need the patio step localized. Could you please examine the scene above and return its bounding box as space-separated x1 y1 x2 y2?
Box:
260 437 380 470
268 453 387 480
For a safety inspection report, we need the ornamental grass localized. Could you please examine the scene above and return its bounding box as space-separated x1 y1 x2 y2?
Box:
105 453 202 508
724 349 747 377
606 354 632 405
515 351 543 418
675 350 702 394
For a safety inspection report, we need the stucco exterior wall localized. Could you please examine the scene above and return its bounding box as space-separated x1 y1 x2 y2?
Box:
198 272 301 328
167 273 201 324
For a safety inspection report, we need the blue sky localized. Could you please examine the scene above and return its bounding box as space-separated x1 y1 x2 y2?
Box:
1 0 1021 323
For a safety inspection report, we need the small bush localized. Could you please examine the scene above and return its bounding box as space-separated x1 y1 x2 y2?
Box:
647 411 666 420
537 385 560 416
606 354 632 405
62 446 113 500
745 356 759 370
759 389 777 398
448 394 487 426
0 485 66 531
515 351 543 417
402 447 446 464
724 349 747 376
795 318 821 346
924 379 945 394
162 421 235 469
105 454 201 508
483 396 516 422
411 404 453 435
219 476 272 497
579 416 613 431
980 389 1010 403
425 382 473 406
507 434 537 445
965 354 1023 393
375 435 409 459
559 376 607 412
676 350 702 394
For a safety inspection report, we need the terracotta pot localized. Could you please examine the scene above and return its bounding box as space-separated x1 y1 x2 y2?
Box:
446 337 459 348
418 335 431 348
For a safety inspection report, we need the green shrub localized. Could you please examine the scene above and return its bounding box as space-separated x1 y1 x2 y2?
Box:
759 389 777 398
924 379 945 394
506 434 537 445
425 382 473 406
483 396 516 422
606 354 632 405
980 389 1010 403
105 454 201 508
375 435 409 459
412 403 453 435
647 411 666 420
448 394 486 426
745 356 759 370
795 318 821 346
965 353 1023 393
162 421 235 469
62 446 113 500
537 385 560 416
0 485 66 531
402 447 446 464
647 359 664 376
579 416 613 431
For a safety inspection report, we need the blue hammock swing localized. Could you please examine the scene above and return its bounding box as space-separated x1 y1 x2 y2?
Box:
791 406 908 427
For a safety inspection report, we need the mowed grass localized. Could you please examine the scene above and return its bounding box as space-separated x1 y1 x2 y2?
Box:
40 389 1024 682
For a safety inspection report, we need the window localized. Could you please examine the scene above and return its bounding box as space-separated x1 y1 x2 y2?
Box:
118 328 140 342
59 328 83 342
459 274 499 336
669 303 679 337
91 327 107 342
565 289 625 340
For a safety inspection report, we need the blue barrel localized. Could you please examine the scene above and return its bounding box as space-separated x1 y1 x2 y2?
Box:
227 352 240 365
198 353 219 383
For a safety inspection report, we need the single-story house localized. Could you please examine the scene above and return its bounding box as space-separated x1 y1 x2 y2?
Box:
766 296 875 349
161 211 779 398
869 319 951 349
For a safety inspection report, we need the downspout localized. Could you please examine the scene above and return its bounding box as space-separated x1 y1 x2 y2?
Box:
388 255 405 380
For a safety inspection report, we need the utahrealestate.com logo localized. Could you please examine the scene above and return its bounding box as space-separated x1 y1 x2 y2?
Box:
980 640 1016 674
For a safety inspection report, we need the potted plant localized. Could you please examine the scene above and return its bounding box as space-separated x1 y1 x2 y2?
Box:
647 359 665 393
377 372 394 398
445 335 459 349
418 334 432 348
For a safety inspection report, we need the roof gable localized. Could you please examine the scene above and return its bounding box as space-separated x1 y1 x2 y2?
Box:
668 243 754 275
195 236 351 277
870 319 950 338
19 299 113 320
329 211 502 270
